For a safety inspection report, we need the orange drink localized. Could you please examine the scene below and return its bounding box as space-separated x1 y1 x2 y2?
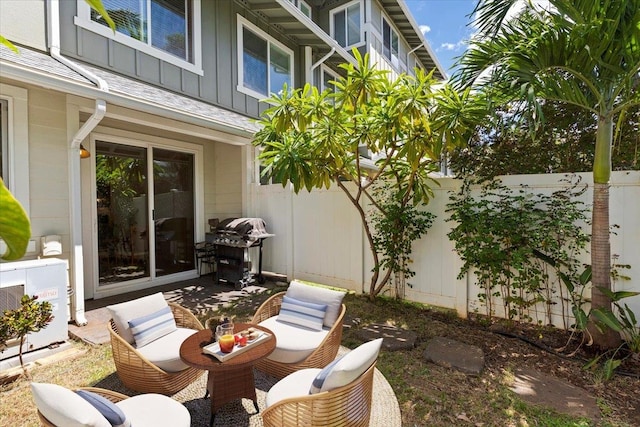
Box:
219 334 235 353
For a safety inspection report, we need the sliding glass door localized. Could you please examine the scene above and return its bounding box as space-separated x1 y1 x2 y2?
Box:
95 141 195 286
153 148 195 277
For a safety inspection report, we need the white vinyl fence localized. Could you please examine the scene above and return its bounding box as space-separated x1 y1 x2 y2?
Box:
251 171 640 328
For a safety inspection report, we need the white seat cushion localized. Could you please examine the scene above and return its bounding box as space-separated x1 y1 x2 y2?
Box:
136 327 198 372
259 316 329 364
117 394 190 427
31 383 111 427
286 281 346 328
107 292 169 345
265 368 321 408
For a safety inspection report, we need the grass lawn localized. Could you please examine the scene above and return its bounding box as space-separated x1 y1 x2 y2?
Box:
1 287 638 426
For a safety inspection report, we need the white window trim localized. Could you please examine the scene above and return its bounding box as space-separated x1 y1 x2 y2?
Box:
381 14 403 72
320 64 339 92
74 0 203 76
237 15 295 100
329 0 364 49
0 83 30 216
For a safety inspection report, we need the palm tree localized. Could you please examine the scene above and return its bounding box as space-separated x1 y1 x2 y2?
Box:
454 0 640 348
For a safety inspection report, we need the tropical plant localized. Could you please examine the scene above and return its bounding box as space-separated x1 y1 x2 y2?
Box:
453 0 640 348
447 176 590 324
254 49 485 298
0 295 53 374
369 182 435 299
0 179 31 260
450 101 640 180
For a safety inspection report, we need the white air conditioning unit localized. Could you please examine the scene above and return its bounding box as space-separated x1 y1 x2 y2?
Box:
0 258 69 361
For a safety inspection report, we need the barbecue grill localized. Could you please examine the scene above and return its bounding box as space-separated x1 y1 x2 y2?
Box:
212 218 273 289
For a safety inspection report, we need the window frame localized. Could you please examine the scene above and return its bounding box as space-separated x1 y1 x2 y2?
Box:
287 0 312 18
74 0 203 75
381 15 400 69
320 64 339 93
237 15 295 100
329 0 363 49
0 84 30 216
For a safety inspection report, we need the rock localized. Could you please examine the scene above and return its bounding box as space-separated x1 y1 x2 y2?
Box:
510 368 600 420
355 323 417 351
423 336 485 375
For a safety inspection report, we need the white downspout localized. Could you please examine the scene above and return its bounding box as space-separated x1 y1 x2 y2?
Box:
48 0 108 325
309 48 335 86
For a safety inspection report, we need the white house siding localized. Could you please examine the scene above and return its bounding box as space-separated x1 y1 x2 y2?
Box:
252 171 640 326
212 143 243 221
27 86 71 261
0 0 47 51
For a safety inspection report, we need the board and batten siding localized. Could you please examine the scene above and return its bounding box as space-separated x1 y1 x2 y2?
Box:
58 0 303 121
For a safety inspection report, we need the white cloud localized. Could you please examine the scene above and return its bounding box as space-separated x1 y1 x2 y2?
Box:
438 40 467 52
419 25 431 35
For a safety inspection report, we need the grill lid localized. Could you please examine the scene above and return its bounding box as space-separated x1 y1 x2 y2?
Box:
213 218 274 247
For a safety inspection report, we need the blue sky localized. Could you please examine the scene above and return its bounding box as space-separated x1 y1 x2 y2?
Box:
405 0 477 76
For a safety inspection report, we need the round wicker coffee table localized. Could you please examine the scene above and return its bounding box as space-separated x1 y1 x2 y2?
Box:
180 323 275 427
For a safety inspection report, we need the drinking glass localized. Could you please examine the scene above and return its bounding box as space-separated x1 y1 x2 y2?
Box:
216 324 235 353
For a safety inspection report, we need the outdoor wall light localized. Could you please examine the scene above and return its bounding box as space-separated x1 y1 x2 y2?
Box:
79 144 91 159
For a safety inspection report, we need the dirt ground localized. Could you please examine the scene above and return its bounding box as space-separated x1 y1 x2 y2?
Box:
338 294 640 426
434 310 640 424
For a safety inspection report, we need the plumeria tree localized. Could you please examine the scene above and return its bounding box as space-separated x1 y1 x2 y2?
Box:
454 0 640 348
254 50 485 298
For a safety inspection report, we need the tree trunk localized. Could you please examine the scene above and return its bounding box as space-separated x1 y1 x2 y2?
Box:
588 116 621 349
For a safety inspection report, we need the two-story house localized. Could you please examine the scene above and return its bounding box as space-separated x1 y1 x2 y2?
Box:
0 0 445 325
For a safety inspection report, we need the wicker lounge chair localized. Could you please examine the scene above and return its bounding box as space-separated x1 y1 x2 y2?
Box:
108 296 204 395
251 281 346 379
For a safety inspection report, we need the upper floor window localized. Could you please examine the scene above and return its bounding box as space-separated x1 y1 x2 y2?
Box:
287 0 312 18
330 1 361 48
382 17 399 68
75 0 202 75
237 16 294 100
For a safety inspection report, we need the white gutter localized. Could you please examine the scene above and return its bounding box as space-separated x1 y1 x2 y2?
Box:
48 0 108 326
311 48 336 71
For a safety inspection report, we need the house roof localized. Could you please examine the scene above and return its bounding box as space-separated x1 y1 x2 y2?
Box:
0 45 260 141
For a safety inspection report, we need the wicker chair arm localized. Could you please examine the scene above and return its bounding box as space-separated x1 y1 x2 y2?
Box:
261 362 376 427
251 291 285 324
76 387 129 402
169 302 204 330
296 303 346 364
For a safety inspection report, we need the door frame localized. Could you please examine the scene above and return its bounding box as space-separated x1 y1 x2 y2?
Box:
82 129 204 299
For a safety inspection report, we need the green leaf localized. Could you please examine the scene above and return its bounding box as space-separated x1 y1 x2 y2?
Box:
0 35 19 53
591 308 623 332
85 0 116 32
596 287 640 302
0 179 31 260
